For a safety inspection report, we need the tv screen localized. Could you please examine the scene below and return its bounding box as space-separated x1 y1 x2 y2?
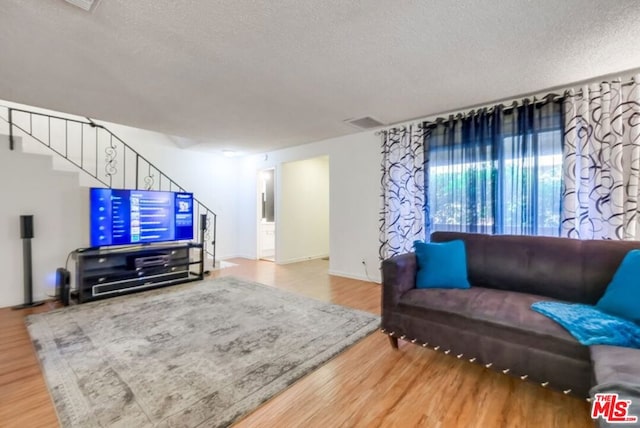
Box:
90 188 194 247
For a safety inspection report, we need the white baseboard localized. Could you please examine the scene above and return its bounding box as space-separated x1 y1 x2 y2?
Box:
277 253 330 265
329 269 381 284
208 254 255 261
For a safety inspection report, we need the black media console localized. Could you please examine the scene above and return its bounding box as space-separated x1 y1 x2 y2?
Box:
74 242 204 303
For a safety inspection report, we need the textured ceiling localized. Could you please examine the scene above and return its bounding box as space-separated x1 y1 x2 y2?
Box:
2 1 640 152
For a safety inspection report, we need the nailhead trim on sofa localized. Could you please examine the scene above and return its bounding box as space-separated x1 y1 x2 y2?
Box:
380 328 578 398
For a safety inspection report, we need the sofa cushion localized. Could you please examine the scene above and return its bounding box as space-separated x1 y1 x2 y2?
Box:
431 232 585 302
413 240 470 289
590 345 640 385
590 382 640 428
398 286 588 360
431 232 640 304
590 346 640 428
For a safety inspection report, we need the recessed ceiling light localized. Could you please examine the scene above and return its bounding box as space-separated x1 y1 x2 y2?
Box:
222 149 241 158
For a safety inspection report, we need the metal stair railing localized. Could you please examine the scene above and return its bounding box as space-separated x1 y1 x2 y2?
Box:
0 106 217 267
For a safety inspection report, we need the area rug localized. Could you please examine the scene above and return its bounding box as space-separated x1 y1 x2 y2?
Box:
26 277 380 427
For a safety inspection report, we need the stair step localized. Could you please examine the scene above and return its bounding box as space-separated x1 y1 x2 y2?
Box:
1 133 108 188
0 134 83 182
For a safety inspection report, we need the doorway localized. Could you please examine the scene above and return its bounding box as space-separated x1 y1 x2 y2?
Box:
257 168 275 261
278 155 329 264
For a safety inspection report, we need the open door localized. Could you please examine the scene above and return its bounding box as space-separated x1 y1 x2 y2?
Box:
257 168 275 261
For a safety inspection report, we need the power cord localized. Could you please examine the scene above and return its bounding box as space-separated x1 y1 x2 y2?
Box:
64 249 77 272
66 248 89 292
361 259 378 283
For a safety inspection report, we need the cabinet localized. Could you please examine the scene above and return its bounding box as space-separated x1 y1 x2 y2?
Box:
74 242 203 303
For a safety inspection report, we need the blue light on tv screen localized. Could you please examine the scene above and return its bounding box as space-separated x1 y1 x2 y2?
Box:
90 188 194 247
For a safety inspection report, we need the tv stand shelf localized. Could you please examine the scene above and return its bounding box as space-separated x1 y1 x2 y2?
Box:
74 242 204 303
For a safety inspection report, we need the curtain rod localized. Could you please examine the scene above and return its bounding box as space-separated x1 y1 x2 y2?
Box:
376 76 637 136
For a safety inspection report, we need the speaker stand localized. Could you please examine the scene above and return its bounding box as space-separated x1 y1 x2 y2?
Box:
12 301 45 310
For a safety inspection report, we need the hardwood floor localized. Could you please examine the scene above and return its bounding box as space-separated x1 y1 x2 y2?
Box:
0 258 593 427
0 299 60 428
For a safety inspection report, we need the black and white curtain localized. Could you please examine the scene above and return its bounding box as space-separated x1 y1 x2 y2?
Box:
379 125 428 260
562 75 640 240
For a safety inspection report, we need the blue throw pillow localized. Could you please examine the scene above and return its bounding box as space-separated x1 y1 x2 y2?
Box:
597 250 640 324
413 240 470 289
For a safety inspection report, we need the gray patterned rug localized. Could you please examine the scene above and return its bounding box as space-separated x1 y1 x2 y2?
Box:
26 277 379 427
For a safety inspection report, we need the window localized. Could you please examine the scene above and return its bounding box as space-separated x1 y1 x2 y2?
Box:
426 102 563 236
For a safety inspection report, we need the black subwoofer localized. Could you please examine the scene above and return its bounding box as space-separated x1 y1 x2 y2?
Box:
56 268 71 306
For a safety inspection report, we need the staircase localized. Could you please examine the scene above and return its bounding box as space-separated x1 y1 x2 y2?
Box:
0 105 217 267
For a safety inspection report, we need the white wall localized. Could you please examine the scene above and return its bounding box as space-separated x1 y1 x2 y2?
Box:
94 122 242 260
1 98 384 302
0 101 244 307
5 70 640 296
278 156 329 263
237 130 382 282
1 100 242 261
0 135 88 307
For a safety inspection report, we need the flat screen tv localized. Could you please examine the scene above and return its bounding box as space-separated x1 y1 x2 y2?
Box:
90 188 194 247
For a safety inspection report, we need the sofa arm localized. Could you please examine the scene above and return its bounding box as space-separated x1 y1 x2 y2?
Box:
381 253 417 309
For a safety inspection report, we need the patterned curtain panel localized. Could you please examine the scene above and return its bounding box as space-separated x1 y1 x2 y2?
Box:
562 76 640 240
379 125 427 260
426 100 563 236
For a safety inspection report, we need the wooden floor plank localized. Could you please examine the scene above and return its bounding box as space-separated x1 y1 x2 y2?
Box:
0 258 592 427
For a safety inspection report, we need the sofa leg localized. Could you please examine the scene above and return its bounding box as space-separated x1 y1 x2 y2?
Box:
388 336 399 349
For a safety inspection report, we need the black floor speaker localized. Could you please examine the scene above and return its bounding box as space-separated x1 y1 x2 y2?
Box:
20 215 34 239
13 215 44 309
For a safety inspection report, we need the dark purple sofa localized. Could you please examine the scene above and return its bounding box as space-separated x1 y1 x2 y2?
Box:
381 231 640 399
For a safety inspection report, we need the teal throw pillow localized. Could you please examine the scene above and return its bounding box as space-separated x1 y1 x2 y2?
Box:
597 250 640 324
413 240 470 289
